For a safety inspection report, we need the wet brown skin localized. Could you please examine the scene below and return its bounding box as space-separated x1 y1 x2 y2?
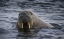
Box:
17 11 54 32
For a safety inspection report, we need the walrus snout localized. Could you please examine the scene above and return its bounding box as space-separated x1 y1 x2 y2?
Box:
23 21 30 29
17 21 31 29
18 12 33 29
18 15 31 29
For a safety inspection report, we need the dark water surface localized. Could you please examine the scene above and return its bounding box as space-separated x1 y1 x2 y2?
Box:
0 0 64 39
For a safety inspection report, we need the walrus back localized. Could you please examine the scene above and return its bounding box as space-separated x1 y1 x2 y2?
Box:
32 13 54 28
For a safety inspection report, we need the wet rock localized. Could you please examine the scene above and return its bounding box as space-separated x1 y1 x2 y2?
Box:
0 28 9 34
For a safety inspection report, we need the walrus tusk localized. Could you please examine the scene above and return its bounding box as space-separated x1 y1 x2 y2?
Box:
28 22 30 29
18 21 23 28
21 23 23 28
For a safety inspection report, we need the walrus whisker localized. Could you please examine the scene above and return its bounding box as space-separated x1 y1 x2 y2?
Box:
22 23 23 28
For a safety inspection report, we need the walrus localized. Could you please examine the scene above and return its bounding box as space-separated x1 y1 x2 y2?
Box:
17 11 54 31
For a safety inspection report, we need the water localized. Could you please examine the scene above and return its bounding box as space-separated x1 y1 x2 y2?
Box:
0 0 64 39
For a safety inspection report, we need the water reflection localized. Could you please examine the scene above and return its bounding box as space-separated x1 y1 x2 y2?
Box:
16 28 39 39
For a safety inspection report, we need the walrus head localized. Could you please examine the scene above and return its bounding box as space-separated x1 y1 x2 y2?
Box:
18 11 33 29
